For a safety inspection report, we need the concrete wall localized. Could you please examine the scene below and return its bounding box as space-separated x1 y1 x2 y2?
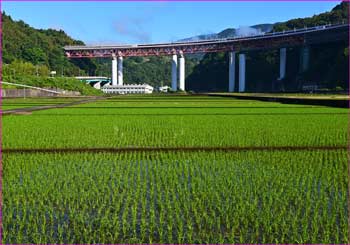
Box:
2 89 81 98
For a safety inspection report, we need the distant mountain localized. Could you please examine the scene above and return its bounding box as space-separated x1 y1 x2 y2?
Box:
251 24 274 33
179 23 274 42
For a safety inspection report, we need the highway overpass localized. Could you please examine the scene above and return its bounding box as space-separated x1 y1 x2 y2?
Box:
65 23 349 92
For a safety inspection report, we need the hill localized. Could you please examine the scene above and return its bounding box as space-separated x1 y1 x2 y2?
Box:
179 23 274 41
2 12 97 76
273 2 348 31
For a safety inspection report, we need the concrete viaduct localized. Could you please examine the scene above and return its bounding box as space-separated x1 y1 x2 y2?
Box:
64 23 349 92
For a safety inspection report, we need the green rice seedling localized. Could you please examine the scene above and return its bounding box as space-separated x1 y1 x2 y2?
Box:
3 95 349 243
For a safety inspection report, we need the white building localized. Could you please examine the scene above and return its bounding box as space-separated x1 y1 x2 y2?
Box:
101 84 154 94
158 85 171 93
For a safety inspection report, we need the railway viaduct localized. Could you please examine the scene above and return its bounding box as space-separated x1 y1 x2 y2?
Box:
64 23 349 92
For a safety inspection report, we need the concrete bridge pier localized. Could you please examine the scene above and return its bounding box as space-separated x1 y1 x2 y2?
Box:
300 46 310 72
117 56 123 85
179 54 185 91
112 56 118 86
279 48 287 80
239 54 246 92
171 54 178 91
228 52 236 92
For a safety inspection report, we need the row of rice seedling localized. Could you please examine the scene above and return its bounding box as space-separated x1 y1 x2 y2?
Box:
3 109 347 149
76 97 305 108
3 150 348 244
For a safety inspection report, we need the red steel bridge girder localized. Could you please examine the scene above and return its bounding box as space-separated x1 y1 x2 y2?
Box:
66 36 304 58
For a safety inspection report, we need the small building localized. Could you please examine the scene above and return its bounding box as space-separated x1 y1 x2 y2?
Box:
101 84 154 94
158 85 171 93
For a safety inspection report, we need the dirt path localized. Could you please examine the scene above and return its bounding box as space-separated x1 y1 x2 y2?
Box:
2 96 106 115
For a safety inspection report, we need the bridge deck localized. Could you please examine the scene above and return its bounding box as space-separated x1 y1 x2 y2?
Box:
64 23 349 58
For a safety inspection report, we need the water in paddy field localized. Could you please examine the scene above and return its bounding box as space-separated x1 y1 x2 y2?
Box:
2 95 349 244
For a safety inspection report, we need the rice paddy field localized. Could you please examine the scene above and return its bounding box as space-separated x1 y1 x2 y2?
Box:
2 95 349 244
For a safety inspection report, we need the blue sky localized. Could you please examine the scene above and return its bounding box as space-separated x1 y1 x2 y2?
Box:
3 1 340 44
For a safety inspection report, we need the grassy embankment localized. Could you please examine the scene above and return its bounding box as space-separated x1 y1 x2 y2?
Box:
3 74 103 96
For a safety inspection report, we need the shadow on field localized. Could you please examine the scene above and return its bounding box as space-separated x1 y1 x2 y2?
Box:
59 106 321 109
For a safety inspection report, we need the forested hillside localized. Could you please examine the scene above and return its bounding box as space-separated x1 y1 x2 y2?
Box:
273 2 348 31
2 13 96 76
187 2 349 92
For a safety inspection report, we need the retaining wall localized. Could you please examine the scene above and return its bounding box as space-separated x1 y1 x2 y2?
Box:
2 89 81 98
